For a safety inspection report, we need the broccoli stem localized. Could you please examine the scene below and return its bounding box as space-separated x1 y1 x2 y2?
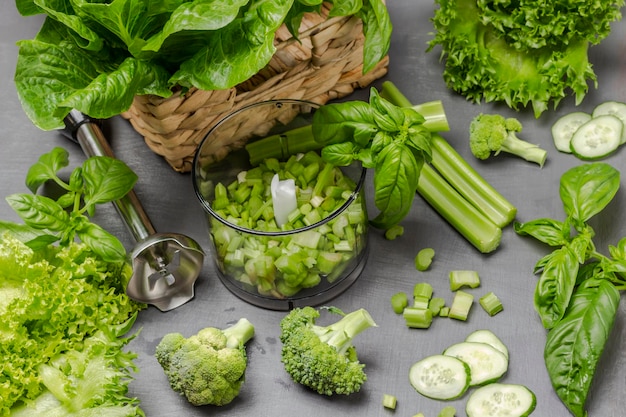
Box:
312 308 377 356
501 132 548 167
222 318 255 349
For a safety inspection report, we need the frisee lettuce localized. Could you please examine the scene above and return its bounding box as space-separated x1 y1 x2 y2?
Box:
0 233 145 415
13 0 391 130
427 0 623 117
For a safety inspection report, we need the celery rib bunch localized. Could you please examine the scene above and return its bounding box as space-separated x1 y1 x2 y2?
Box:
380 82 516 253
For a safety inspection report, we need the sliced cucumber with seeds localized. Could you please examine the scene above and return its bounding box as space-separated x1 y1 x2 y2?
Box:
551 111 591 153
466 383 536 417
592 100 626 144
443 341 508 386
409 354 470 400
570 114 623 160
465 329 509 360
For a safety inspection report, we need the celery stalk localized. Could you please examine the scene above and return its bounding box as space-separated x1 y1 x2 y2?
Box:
379 81 450 132
380 80 516 242
430 134 517 227
417 164 502 253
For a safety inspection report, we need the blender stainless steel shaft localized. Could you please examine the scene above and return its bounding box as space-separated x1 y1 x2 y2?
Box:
63 110 205 311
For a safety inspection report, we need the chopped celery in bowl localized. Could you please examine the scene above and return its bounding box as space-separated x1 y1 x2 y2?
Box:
192 100 369 310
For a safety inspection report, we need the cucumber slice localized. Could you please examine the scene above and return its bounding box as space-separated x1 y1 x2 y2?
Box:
409 354 470 400
551 111 591 153
466 383 536 417
443 341 508 386
464 329 509 360
570 114 623 160
592 101 626 144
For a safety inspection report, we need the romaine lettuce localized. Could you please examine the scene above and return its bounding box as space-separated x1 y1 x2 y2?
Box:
13 0 391 130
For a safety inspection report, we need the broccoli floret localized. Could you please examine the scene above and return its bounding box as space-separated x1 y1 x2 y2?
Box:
155 318 255 406
279 306 377 396
469 113 548 167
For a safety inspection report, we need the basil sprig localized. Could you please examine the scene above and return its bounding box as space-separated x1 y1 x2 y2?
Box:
4 147 137 262
312 88 432 229
514 162 625 417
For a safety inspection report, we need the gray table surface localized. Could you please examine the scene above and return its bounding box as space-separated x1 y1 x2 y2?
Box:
2 2 625 417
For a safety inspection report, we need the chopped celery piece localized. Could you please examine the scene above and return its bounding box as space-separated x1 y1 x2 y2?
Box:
449 290 474 321
415 248 435 271
413 282 433 299
479 292 504 316
449 270 481 291
205 150 368 299
403 307 433 329
413 414 426 417
413 295 430 310
438 406 457 417
391 292 409 314
439 306 450 317
384 224 404 240
382 394 397 410
429 297 446 315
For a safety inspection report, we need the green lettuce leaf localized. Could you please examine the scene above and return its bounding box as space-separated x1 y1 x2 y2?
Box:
14 0 391 131
0 233 145 414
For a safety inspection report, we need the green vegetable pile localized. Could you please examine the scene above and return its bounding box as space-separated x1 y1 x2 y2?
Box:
0 147 145 415
204 151 368 299
428 0 624 117
515 163 625 417
155 318 255 407
14 0 391 131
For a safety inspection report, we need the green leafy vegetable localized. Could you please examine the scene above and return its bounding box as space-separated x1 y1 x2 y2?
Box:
515 162 626 417
6 146 137 262
0 233 145 415
313 87 432 228
9 320 143 417
0 147 145 415
14 0 391 130
428 0 623 117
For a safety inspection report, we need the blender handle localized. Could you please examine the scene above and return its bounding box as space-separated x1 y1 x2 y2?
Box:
62 109 156 241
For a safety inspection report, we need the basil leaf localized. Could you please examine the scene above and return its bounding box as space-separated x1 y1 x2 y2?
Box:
77 223 127 262
370 142 420 228
559 162 620 223
370 89 404 131
608 237 626 262
514 218 568 247
0 220 55 246
534 246 579 329
545 279 620 417
81 157 138 207
25 147 70 194
357 0 392 73
312 101 377 146
6 194 70 232
320 142 359 166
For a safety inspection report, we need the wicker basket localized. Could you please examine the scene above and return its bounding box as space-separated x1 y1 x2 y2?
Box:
121 3 389 173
